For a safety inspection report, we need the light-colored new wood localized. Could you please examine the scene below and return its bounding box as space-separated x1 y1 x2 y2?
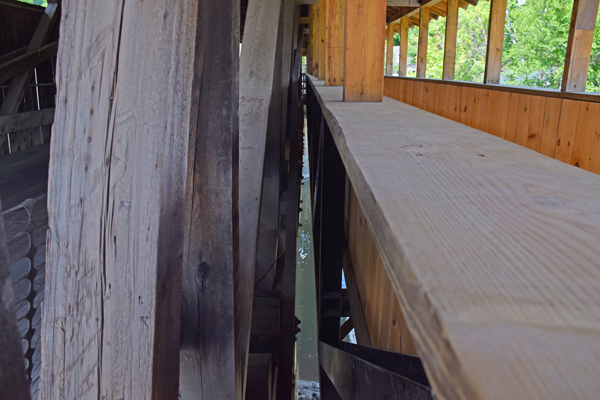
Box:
484 0 507 84
386 23 395 75
311 76 600 400
562 0 600 92
417 7 429 78
318 0 327 81
42 1 201 398
443 0 459 80
344 0 386 101
399 18 409 77
326 0 345 85
237 0 282 397
311 4 320 75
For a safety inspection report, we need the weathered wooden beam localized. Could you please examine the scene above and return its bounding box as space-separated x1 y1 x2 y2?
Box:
386 23 395 75
342 250 371 346
42 1 201 398
0 201 30 400
443 0 459 80
0 42 57 84
399 18 409 77
318 0 327 81
387 0 420 5
326 0 345 85
307 6 314 75
236 0 283 396
417 7 429 78
484 0 507 84
340 317 354 340
562 0 600 92
320 342 434 400
179 0 240 398
344 0 386 101
0 108 54 136
311 3 321 76
0 3 58 116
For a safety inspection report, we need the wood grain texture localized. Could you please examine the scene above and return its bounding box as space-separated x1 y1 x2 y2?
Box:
417 7 429 78
344 0 386 101
0 199 30 400
384 77 600 175
310 76 600 400
386 23 395 75
399 18 409 77
484 0 507 84
326 0 345 85
318 0 327 81
562 0 600 92
311 3 320 76
443 0 458 80
42 1 199 398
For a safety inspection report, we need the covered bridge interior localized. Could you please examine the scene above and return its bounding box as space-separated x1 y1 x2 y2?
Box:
1 0 600 399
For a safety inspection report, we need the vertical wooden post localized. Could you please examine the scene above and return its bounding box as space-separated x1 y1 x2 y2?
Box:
312 3 320 76
318 0 327 80
344 0 386 101
42 1 203 398
484 0 508 84
386 23 395 76
0 203 29 400
443 0 459 80
399 18 409 77
307 6 314 75
562 0 600 92
417 7 430 78
326 0 346 85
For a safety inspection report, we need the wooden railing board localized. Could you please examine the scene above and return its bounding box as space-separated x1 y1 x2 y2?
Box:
384 77 600 175
309 75 600 400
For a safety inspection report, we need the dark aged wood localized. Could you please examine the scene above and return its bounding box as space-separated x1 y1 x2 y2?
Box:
342 250 371 346
0 41 57 84
320 342 435 400
276 12 302 399
180 0 240 399
42 0 200 398
0 199 30 400
0 108 54 136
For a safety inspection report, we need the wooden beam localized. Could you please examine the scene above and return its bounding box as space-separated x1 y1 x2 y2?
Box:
0 41 57 84
307 6 314 75
562 0 600 92
179 0 240 398
312 3 320 75
236 0 283 396
484 0 507 84
399 18 409 77
344 0 386 101
340 317 354 340
0 108 54 136
318 0 327 80
417 7 429 78
342 250 371 346
326 0 345 85
0 3 58 116
443 0 459 80
387 0 420 5
0 202 30 400
42 0 202 398
386 23 395 75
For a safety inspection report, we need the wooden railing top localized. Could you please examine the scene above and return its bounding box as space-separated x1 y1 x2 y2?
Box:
308 75 600 400
384 75 600 103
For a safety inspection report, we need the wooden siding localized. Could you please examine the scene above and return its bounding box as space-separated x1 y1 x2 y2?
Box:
384 77 600 174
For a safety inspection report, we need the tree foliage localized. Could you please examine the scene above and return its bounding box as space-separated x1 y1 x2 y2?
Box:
17 0 48 6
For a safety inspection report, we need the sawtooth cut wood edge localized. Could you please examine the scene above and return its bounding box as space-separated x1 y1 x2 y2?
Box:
308 76 600 400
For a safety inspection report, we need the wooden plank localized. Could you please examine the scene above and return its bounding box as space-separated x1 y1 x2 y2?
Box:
311 3 320 75
386 23 395 75
484 0 507 84
326 0 345 85
562 0 600 92
399 18 409 77
0 41 57 84
571 102 600 169
555 99 581 163
310 79 600 400
41 0 202 398
0 108 54 136
318 0 327 81
417 7 429 78
236 0 282 396
0 4 58 116
526 95 547 152
179 0 240 399
515 94 532 147
0 200 30 400
344 0 386 101
442 0 459 80
539 98 563 158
